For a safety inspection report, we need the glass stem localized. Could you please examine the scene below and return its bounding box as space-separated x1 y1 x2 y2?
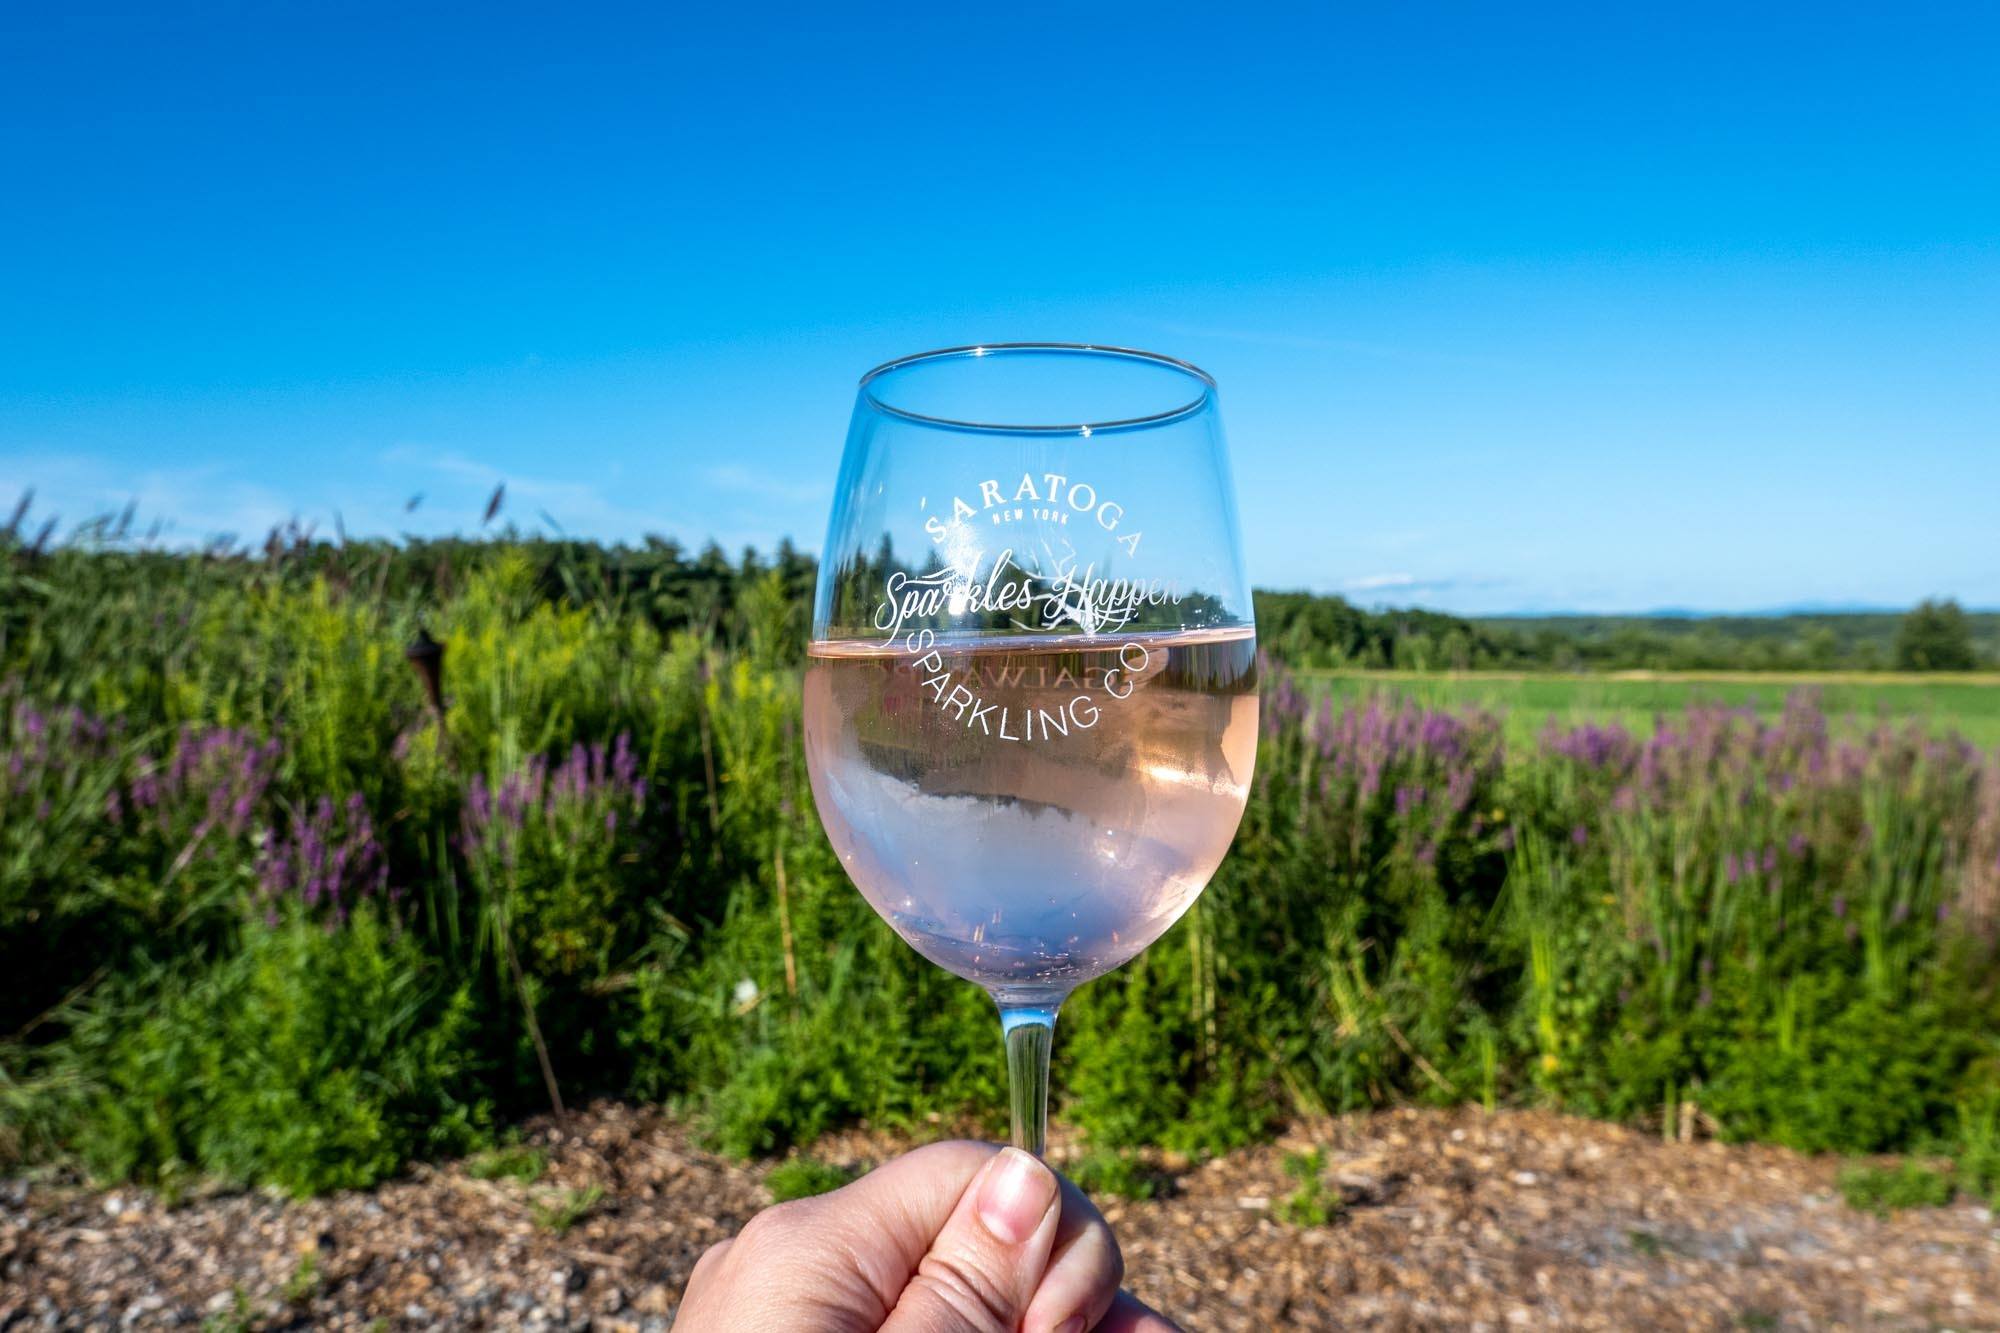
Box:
999 1001 1059 1156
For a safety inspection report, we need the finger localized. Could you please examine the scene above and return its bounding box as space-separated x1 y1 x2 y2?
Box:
1021 1172 1123 1333
810 1140 1003 1311
675 1235 753 1331
880 1146 1064 1333
1095 1289 1185 1332
676 1145 1010 1333
686 1235 733 1289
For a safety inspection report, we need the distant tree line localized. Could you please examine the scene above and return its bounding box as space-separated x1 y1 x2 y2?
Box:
1465 600 1995 674
1254 591 1998 674
3 516 1991 674
1252 590 1533 671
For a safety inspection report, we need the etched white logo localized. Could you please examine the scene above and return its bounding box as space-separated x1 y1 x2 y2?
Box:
923 472 1142 556
878 473 1182 640
873 549 1180 641
871 474 1181 741
894 628 1155 742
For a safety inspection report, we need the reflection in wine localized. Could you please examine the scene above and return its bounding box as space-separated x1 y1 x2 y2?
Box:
804 628 1258 1006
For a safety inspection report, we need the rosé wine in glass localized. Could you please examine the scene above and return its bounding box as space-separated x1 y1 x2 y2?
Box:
804 627 1258 999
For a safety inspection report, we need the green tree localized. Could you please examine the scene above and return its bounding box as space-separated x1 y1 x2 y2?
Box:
1895 598 1977 671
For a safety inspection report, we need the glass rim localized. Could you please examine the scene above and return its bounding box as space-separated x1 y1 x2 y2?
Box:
858 342 1216 435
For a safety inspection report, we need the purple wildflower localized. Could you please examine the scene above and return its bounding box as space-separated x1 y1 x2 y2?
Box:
1547 721 1634 771
462 731 648 873
256 790 388 919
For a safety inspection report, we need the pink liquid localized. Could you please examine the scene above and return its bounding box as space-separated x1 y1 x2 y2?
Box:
803 628 1259 1000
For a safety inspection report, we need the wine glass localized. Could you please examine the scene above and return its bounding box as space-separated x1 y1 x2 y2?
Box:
803 343 1258 1154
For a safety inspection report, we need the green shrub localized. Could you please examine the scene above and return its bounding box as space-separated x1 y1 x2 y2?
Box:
282 1250 323 1303
1704 986 1978 1154
17 911 488 1195
1952 1082 2000 1206
6 540 2000 1192
530 1184 604 1234
674 939 1001 1157
465 1140 547 1184
765 1156 856 1202
1837 1160 1953 1215
1275 1148 1341 1227
1062 939 1226 1151
1066 1149 1160 1202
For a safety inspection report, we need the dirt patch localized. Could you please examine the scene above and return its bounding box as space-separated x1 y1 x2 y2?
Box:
3 1104 1996 1330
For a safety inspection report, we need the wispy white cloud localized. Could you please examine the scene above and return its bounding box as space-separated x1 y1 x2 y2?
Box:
374 445 800 553
0 453 295 546
1343 572 1417 592
377 446 679 537
0 444 823 558
701 463 828 508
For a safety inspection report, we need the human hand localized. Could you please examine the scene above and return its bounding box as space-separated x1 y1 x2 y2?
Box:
674 1140 1182 1333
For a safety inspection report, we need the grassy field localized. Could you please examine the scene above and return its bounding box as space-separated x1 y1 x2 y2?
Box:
7 543 2000 1198
1301 669 2000 749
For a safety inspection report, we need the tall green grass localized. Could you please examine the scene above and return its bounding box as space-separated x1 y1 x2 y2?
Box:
1306 669 2000 749
2 538 1997 1197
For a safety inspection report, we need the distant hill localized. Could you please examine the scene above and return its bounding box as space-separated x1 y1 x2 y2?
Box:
1467 610 2000 673
1257 589 2000 672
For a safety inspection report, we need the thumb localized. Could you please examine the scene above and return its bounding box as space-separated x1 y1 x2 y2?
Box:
881 1146 1064 1333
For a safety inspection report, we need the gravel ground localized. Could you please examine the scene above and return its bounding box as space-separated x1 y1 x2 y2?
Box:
3 1103 1998 1330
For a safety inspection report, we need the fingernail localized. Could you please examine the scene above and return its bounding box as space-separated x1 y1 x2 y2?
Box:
1052 1317 1088 1333
976 1147 1056 1244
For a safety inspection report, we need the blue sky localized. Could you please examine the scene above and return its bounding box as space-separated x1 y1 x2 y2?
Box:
2 2 1995 614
